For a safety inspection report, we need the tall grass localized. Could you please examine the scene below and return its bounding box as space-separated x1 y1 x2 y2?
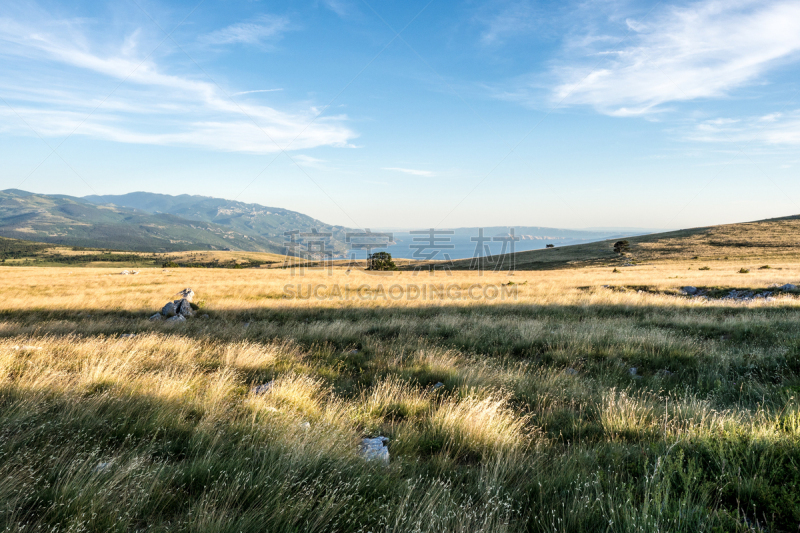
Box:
1 263 799 531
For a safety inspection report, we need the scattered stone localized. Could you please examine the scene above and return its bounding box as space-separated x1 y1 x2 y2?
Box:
243 322 250 328
201 314 209 319
299 421 311 430
175 298 194 318
629 367 638 376
12 345 42 351
157 289 198 320
682 286 698 295
348 349 359 355
149 313 163 321
359 437 389 464
120 334 136 338
429 382 445 391
251 381 274 395
720 334 732 341
656 369 673 377
120 270 130 275
564 368 579 376
780 284 797 291
166 315 186 323
161 301 177 317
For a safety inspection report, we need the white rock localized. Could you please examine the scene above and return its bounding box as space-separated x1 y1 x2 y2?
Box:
149 313 163 321
682 286 697 295
177 288 195 302
359 437 390 464
166 315 186 323
121 334 136 338
429 382 445 391
780 284 797 291
120 270 129 275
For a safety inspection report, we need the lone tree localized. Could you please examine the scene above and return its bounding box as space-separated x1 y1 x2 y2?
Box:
613 240 630 254
367 251 397 271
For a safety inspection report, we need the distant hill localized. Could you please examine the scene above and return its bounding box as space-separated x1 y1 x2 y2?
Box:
0 190 286 253
83 192 348 239
0 190 358 254
83 191 353 255
449 215 800 270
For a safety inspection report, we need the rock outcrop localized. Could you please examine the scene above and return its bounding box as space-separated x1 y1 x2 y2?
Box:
152 288 197 321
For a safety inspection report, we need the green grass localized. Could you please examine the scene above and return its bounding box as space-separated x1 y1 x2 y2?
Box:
1 300 799 532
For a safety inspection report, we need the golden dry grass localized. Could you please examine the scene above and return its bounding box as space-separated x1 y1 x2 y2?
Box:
0 259 798 312
1 262 799 531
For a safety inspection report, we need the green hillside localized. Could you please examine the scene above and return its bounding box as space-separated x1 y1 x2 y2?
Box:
0 190 283 253
83 191 353 253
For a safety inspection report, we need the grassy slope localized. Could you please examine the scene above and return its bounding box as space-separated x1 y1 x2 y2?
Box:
0 190 284 253
0 265 799 531
83 192 354 253
450 214 800 270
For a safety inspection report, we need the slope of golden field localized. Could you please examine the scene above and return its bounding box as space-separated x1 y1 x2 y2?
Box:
450 214 800 270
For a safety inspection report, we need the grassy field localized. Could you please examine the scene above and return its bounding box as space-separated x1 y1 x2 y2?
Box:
451 214 800 270
1 260 799 532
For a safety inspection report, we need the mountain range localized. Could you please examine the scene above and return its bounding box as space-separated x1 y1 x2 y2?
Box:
0 189 648 256
0 190 350 254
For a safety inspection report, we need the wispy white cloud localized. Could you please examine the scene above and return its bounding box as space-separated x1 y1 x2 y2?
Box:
383 167 436 177
201 15 290 46
691 111 800 145
232 89 284 96
553 0 800 116
320 0 356 19
0 14 356 154
293 154 332 170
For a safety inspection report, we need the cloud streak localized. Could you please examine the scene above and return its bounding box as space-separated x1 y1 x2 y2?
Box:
0 13 356 154
201 15 290 46
553 0 800 116
232 89 284 96
692 111 800 146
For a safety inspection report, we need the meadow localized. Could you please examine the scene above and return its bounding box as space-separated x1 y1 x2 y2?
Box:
1 262 799 532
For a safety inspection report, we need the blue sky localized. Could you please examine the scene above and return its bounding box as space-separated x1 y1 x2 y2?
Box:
1 0 799 230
